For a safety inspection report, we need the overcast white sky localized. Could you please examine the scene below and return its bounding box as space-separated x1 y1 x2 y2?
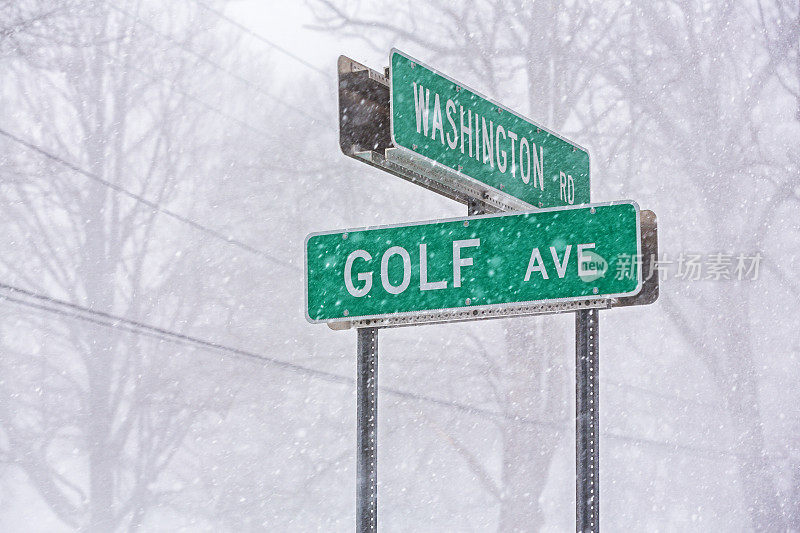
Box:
229 1 383 80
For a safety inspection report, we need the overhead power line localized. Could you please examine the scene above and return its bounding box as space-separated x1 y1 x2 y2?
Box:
0 281 344 381
0 127 300 273
0 280 552 426
109 3 328 125
187 0 328 78
0 280 764 462
94 47 282 141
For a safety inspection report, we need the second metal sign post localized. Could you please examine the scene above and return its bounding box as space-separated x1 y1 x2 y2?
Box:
318 49 657 533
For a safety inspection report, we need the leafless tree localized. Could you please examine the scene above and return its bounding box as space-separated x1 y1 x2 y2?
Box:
0 1 252 529
593 1 799 529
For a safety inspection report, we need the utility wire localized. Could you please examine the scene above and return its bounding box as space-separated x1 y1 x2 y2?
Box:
95 47 281 141
0 281 551 426
0 127 300 273
4 10 332 272
0 281 346 382
0 280 761 461
109 3 328 125
2 292 197 353
187 0 328 78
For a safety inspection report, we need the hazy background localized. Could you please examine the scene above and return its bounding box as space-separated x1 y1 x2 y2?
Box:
0 0 798 530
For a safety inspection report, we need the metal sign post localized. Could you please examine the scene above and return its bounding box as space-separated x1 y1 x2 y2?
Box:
576 308 600 532
324 51 659 533
357 327 378 533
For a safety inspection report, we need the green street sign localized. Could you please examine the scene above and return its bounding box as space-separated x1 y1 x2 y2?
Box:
305 202 641 323
390 49 590 208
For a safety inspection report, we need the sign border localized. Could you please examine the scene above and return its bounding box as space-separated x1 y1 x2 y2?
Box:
388 48 591 208
304 200 642 324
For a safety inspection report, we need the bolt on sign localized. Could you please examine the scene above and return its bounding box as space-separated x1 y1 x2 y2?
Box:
305 202 641 323
390 49 590 208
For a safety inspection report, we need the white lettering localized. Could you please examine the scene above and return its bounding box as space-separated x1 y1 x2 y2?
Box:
550 245 572 278
431 93 444 144
560 172 575 204
524 247 549 281
482 117 494 168
460 106 472 156
453 238 480 288
567 174 575 204
532 143 544 190
445 99 458 149
495 125 507 173
474 113 481 161
381 246 411 295
344 250 372 297
520 137 531 184
412 83 430 137
508 131 518 177
419 243 447 291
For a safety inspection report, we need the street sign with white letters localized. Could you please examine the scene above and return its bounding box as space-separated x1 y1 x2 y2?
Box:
390 49 590 208
331 50 656 533
305 202 641 323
